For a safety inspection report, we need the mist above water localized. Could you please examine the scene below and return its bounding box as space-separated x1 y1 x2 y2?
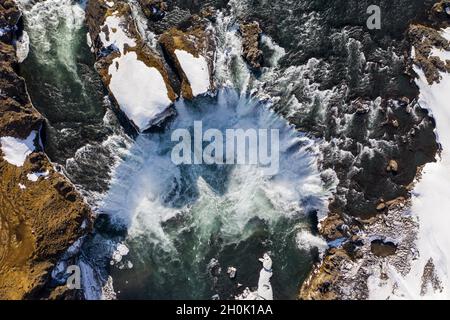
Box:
81 89 332 300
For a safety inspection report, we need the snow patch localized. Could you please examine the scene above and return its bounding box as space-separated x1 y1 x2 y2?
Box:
408 29 450 299
0 131 37 167
406 63 450 298
108 52 172 131
175 49 210 96
27 170 49 182
430 47 450 61
99 15 136 54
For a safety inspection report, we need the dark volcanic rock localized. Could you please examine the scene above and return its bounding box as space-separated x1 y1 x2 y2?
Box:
370 239 397 257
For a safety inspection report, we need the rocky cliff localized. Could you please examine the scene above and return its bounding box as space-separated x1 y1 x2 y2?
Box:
0 1 91 299
85 0 215 132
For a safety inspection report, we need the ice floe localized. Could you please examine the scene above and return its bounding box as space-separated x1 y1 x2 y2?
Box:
110 243 129 264
236 253 273 300
257 253 274 300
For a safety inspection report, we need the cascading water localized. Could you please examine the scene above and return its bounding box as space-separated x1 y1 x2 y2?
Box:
17 0 335 300
79 89 332 299
16 0 131 198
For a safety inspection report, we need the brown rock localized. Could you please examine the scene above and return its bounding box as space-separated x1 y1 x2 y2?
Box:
138 0 167 21
319 213 346 241
387 160 399 173
299 248 351 300
0 2 91 300
376 202 386 211
0 0 21 43
159 27 213 99
239 22 264 70
429 1 450 28
409 24 450 85
85 0 177 132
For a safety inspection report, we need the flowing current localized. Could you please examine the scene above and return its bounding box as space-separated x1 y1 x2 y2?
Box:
17 0 336 299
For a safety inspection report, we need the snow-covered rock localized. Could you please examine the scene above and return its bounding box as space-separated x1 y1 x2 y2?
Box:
257 253 273 300
159 27 214 99
108 52 173 131
0 131 37 167
27 170 49 182
86 1 176 132
175 49 211 96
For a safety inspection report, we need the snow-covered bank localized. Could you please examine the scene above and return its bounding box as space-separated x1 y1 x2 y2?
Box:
407 27 450 298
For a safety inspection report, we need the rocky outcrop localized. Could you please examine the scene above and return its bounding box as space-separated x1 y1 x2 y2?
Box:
86 0 215 128
370 240 397 257
429 1 450 27
85 0 177 133
407 1 450 85
137 0 215 99
159 26 214 99
0 0 21 44
409 24 450 84
138 0 167 21
300 248 352 300
137 0 226 34
0 2 91 300
239 22 263 70
301 197 416 300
